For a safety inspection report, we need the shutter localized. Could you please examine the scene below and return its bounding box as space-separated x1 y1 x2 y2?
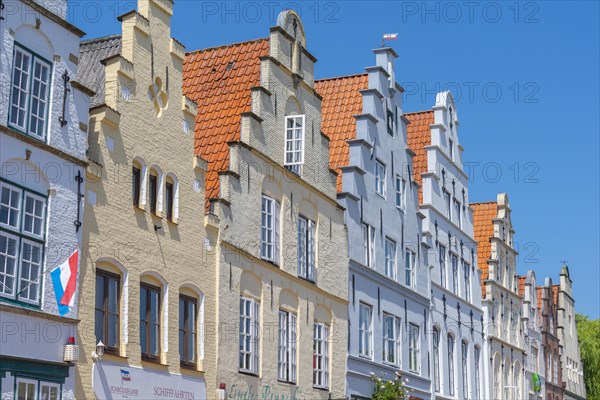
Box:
308 220 315 281
290 313 297 382
274 200 280 265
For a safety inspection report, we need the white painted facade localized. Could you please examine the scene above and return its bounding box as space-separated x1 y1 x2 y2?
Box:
521 271 546 400
0 0 90 398
339 48 431 400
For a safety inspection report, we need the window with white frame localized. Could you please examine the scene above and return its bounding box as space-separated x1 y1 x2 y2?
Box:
395 175 405 209
9 44 52 140
474 346 481 399
405 248 415 288
278 310 297 383
515 365 522 399
553 351 558 383
284 115 305 174
443 190 451 219
532 346 538 373
239 296 260 374
261 195 280 264
448 334 456 396
383 314 400 365
298 216 316 282
433 327 441 392
451 253 458 294
454 200 461 228
439 245 446 288
384 238 396 279
408 323 420 373
375 160 386 198
358 302 373 358
0 181 46 304
462 340 469 399
313 322 329 389
464 262 471 301
362 223 375 268
16 377 60 400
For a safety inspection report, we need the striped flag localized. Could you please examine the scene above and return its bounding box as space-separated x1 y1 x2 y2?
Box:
50 250 79 316
383 33 399 41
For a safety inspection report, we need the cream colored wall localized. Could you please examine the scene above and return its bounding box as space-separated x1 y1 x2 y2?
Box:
75 0 216 398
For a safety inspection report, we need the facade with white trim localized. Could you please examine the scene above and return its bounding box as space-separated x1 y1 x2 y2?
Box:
0 0 91 398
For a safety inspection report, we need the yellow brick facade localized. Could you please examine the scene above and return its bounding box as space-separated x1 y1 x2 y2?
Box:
75 0 216 398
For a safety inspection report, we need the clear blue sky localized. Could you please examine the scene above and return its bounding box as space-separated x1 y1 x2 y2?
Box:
69 1 599 318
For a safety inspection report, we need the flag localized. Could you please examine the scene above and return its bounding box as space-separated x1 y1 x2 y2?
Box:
50 250 78 316
383 33 399 41
121 369 131 381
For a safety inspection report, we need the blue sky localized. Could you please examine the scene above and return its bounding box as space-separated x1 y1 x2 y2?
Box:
69 1 599 318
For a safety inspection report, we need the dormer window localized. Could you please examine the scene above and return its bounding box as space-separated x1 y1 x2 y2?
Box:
284 115 305 175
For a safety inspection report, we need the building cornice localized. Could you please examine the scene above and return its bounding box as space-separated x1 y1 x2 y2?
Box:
0 303 80 324
21 0 86 37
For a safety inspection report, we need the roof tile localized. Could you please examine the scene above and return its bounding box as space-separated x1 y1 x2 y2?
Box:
405 111 434 204
472 201 498 299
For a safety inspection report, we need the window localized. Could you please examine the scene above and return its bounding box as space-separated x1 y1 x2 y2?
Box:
362 223 375 269
443 190 451 219
165 181 174 221
149 174 158 214
358 302 373 358
451 253 458 294
0 182 46 304
384 238 396 279
284 115 305 172
439 245 446 288
449 138 454 160
433 328 441 392
179 295 197 367
532 347 538 373
547 354 552 382
493 356 501 399
95 270 120 352
395 175 405 209
9 44 51 139
375 160 386 198
474 346 481 399
298 216 316 282
405 249 415 288
386 108 394 136
504 363 511 399
454 200 461 228
313 322 329 389
464 262 471 301
515 365 522 399
554 351 558 384
462 341 469 399
278 310 297 383
140 283 161 360
448 334 455 396
16 378 60 400
383 314 400 365
261 195 280 264
239 296 260 374
132 166 141 207
408 323 420 373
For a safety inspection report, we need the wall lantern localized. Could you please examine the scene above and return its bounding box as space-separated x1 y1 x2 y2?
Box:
92 341 105 363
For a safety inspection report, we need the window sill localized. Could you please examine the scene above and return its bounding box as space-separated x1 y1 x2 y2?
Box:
376 192 386 200
141 355 162 364
238 369 259 377
277 379 297 386
133 204 146 212
298 275 316 284
313 385 330 392
358 354 373 361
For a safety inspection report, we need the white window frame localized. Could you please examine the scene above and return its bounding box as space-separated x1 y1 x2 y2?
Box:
439 245 446 288
451 253 458 295
362 223 375 269
454 199 462 228
474 346 481 399
298 215 316 282
383 314 400 366
433 327 441 392
358 302 373 358
0 182 22 230
464 262 471 302
405 248 415 288
9 44 52 140
15 377 61 400
278 310 297 383
313 322 329 389
443 190 451 220
384 237 396 280
395 175 405 210
284 115 305 168
260 195 280 264
449 138 454 161
448 334 456 396
239 296 260 374
462 340 469 399
375 160 386 198
408 323 420 373
22 192 46 239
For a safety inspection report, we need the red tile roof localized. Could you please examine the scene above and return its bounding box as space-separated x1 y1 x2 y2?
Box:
552 284 560 306
518 275 527 297
183 38 270 209
472 201 497 298
537 286 544 316
315 74 368 192
405 111 434 204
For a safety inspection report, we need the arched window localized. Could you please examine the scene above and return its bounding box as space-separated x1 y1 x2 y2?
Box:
94 259 128 356
461 340 469 399
165 173 179 222
239 271 261 375
474 346 481 399
132 158 147 208
148 166 163 215
139 272 167 362
278 289 298 383
433 327 441 392
447 334 455 396
514 361 522 399
179 284 204 369
493 354 501 399
313 304 331 390
504 360 511 399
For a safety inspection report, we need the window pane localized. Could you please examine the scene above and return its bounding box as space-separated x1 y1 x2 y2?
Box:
19 241 42 302
0 186 21 228
28 59 50 138
10 48 31 130
0 233 18 296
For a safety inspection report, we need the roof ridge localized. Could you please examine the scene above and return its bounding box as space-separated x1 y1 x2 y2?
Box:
186 37 269 55
315 73 368 82
81 34 122 46
471 201 497 205
404 110 434 115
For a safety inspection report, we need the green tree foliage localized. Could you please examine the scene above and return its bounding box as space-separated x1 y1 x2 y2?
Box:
576 314 600 400
371 371 410 400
